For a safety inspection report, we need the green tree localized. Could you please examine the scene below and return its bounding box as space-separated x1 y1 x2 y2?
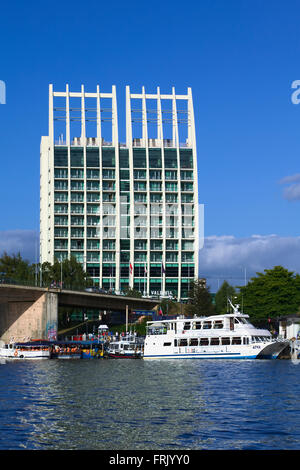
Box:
0 252 33 284
186 279 215 317
123 287 142 298
49 256 90 290
160 298 180 315
237 265 300 323
215 281 236 315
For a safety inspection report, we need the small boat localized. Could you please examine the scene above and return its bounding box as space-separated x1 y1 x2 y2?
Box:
51 341 81 359
81 340 105 359
143 301 289 360
0 340 51 359
106 334 144 359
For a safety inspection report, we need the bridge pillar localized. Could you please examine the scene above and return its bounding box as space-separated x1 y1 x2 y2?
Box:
0 291 58 343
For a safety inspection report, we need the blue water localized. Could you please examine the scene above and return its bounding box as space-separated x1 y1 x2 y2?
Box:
0 358 299 450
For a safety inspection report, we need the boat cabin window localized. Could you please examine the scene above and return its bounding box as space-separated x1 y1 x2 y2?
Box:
193 321 202 330
200 338 209 346
203 321 212 329
221 337 230 345
251 336 269 343
147 324 167 335
243 337 249 345
232 337 242 345
189 338 198 346
163 342 172 347
210 337 220 345
179 338 188 347
213 320 223 329
183 322 191 330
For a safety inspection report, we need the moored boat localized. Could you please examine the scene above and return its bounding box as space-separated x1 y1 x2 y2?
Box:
143 301 289 360
106 333 144 359
51 341 81 359
0 340 51 359
81 340 105 359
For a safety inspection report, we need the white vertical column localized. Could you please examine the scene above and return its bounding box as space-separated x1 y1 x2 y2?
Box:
81 85 87 271
112 85 120 292
66 84 71 260
126 86 134 289
142 86 150 295
48 84 55 263
157 87 165 296
97 85 103 287
172 87 182 300
188 87 199 280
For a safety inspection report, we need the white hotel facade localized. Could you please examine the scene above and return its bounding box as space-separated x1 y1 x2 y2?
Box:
40 84 199 299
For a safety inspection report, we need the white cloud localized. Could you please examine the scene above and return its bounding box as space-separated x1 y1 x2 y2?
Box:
0 230 39 263
279 173 300 201
1 230 300 293
279 173 300 184
282 183 300 201
199 234 300 290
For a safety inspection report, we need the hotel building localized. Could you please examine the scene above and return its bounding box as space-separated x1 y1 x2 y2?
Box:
40 84 199 299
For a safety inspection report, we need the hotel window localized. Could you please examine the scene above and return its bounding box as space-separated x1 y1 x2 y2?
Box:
86 148 99 167
133 148 146 168
102 148 115 167
149 149 162 168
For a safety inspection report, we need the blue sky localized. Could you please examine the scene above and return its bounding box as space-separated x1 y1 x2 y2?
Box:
0 0 300 289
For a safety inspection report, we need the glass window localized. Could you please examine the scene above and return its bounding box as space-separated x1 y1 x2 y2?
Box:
150 170 161 180
200 338 209 346
203 321 212 329
180 149 193 169
102 148 115 167
133 148 146 168
54 147 68 166
210 338 220 345
164 149 177 168
189 338 198 346
86 148 99 167
232 337 242 345
221 337 230 345
119 149 129 168
149 149 162 168
71 148 84 167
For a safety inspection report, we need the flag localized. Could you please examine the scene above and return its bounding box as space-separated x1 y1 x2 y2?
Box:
129 262 133 275
158 307 163 316
161 263 165 274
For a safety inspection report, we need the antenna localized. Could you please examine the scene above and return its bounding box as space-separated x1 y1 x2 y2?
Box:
227 298 239 314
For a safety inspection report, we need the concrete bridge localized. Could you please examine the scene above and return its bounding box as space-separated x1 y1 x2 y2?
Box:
0 284 158 343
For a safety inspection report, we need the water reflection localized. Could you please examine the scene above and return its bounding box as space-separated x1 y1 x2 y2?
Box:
0 359 300 449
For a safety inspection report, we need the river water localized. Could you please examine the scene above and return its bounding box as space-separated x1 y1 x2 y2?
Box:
0 358 299 450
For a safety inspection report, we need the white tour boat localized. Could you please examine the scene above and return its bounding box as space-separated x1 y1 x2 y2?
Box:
0 340 51 359
106 333 144 359
143 302 289 360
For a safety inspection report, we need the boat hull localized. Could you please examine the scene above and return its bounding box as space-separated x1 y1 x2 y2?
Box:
107 352 142 359
0 349 50 359
143 341 289 360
